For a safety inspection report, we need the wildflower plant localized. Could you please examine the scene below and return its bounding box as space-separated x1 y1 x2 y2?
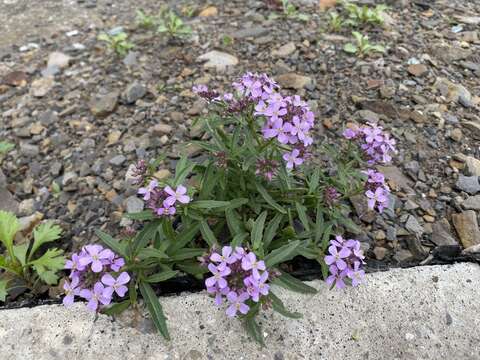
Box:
135 9 158 29
343 2 387 27
68 72 397 344
97 31 134 57
269 0 310 22
157 10 192 39
0 211 65 302
344 31 385 57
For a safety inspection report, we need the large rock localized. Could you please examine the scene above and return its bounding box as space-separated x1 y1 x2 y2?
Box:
456 175 480 194
377 165 415 195
434 78 472 107
31 77 54 97
431 218 457 246
122 82 146 104
463 195 480 210
452 211 480 248
0 188 18 213
197 51 239 70
465 156 480 176
275 73 314 90
90 91 119 118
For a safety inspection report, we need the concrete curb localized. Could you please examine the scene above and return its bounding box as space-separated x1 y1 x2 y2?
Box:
1 263 479 360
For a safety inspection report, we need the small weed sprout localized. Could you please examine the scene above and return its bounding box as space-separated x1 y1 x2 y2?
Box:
157 10 192 39
344 31 385 57
329 12 344 32
270 0 309 22
0 141 14 164
344 2 387 27
222 34 234 47
0 211 65 302
97 32 134 57
135 9 157 29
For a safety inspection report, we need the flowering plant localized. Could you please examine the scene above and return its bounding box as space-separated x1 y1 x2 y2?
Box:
68 73 396 344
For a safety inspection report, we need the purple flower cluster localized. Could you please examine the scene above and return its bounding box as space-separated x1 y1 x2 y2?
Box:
324 236 365 289
343 122 396 165
138 180 191 216
364 169 390 213
255 158 278 181
204 246 270 317
63 244 130 311
324 186 340 206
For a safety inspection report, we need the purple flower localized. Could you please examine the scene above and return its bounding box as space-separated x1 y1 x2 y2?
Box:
101 272 130 297
138 180 158 201
365 187 389 213
63 276 80 307
347 262 365 287
192 85 208 94
205 263 231 289
326 265 347 289
110 257 125 272
241 252 266 279
80 282 112 311
164 185 190 207
283 149 304 169
226 291 250 317
210 246 236 267
244 271 270 302
324 245 350 270
65 253 85 274
79 245 114 273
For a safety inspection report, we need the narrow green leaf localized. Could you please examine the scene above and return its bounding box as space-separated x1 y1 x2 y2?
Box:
200 220 218 248
272 272 317 294
0 211 20 260
231 232 248 248
137 247 168 260
244 304 265 346
269 291 302 319
225 209 244 236
176 260 209 277
145 270 179 283
95 229 127 257
103 300 131 316
255 183 286 214
251 211 268 251
309 168 321 194
169 248 205 261
321 224 333 251
124 210 155 220
264 240 300 268
167 222 200 253
0 279 7 302
133 221 160 254
295 202 310 232
226 198 249 209
314 203 324 243
263 213 284 250
139 282 170 339
189 200 231 210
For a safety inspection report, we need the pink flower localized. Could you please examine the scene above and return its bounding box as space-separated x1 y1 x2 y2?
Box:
164 185 190 207
102 272 130 297
283 149 304 169
226 291 250 317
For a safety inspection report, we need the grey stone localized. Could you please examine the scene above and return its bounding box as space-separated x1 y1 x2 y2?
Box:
0 188 18 213
90 91 119 118
465 156 480 177
350 194 376 223
377 165 415 195
197 51 239 70
19 143 39 157
123 82 146 104
357 109 379 123
0 169 6 188
230 26 268 39
124 196 144 213
1 264 480 360
456 175 480 194
271 42 296 58
462 195 480 210
275 73 314 90
431 218 457 246
405 215 424 237
109 155 126 167
462 121 480 139
62 171 77 187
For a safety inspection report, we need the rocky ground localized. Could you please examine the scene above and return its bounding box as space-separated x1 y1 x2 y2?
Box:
1 0 480 279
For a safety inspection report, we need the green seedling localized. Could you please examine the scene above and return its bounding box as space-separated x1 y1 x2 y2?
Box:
157 10 192 39
329 12 344 32
136 9 157 29
0 211 65 302
344 2 387 27
0 141 14 164
344 31 385 57
98 32 134 57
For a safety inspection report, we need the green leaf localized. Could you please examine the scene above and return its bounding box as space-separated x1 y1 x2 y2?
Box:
167 222 201 253
295 202 310 232
0 279 8 302
0 141 14 155
255 183 287 214
272 272 317 294
251 211 268 251
176 260 209 277
231 232 248 248
263 213 284 250
145 270 179 283
225 209 244 236
169 248 205 261
226 198 249 210
30 248 65 285
31 222 63 258
264 240 300 268
13 244 28 267
102 300 131 316
269 291 302 319
0 211 20 260
244 304 264 346
137 247 168 260
344 43 358 54
139 282 170 339
174 157 196 187
95 229 127 257
308 168 320 194
200 220 218 248
124 210 155 220
133 221 161 254
189 200 231 210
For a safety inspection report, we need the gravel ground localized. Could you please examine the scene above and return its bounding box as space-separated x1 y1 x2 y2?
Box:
1 0 480 288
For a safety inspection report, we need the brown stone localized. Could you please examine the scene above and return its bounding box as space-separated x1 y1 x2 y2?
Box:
407 64 428 77
452 211 480 248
